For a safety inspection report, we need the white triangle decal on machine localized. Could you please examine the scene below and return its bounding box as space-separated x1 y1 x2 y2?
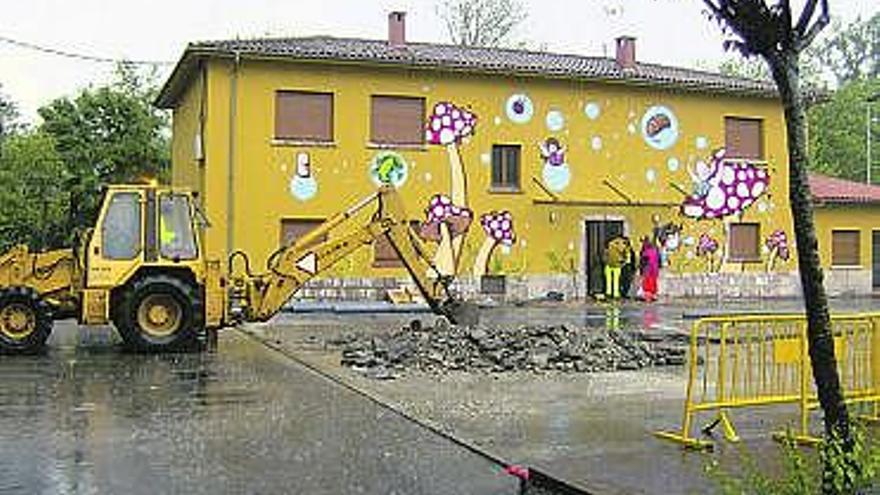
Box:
296 252 318 275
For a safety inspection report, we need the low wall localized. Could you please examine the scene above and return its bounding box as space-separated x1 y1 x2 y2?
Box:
291 269 874 303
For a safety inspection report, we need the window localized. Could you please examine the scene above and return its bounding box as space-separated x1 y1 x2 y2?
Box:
370 95 425 145
832 230 861 266
725 117 764 160
280 219 326 250
159 194 198 260
102 192 141 260
373 222 419 268
728 223 760 261
491 144 521 191
275 91 333 142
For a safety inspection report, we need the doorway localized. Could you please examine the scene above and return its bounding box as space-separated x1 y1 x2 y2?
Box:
584 220 625 295
873 231 880 290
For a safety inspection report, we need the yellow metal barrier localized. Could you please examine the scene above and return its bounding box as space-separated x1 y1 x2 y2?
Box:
655 313 880 449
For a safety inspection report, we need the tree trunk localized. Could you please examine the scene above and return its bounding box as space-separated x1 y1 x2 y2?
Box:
767 51 852 445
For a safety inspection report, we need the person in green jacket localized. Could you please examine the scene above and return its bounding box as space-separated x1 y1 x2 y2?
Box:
603 235 631 300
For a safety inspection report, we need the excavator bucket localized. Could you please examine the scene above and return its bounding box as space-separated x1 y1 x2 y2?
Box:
440 299 480 326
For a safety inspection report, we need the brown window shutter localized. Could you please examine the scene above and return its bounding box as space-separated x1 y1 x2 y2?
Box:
370 96 425 145
275 91 333 141
729 223 759 260
373 221 419 267
832 230 861 266
724 117 763 160
279 219 327 249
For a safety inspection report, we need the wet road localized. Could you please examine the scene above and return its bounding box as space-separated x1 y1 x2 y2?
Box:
0 322 517 495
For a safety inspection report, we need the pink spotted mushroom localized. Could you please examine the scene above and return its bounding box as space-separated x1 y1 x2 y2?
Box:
425 102 479 271
472 211 515 278
681 148 769 220
765 229 790 271
418 194 473 276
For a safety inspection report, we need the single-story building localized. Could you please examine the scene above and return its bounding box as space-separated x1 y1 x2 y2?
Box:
155 12 874 300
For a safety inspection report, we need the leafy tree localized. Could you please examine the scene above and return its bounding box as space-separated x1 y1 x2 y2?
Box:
0 131 69 251
0 83 19 141
700 2 853 492
808 77 880 182
814 13 879 86
436 0 527 47
38 62 170 237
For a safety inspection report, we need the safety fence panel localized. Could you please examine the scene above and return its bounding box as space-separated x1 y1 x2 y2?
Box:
655 313 880 449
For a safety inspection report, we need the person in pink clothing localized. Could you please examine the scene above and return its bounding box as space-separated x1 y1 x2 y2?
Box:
639 236 660 302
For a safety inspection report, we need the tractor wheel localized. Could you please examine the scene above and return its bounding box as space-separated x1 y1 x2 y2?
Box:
117 275 204 353
0 287 53 354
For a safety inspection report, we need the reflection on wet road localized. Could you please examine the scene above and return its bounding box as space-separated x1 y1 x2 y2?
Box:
0 323 516 495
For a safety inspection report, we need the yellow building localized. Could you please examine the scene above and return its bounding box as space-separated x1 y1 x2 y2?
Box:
157 12 838 300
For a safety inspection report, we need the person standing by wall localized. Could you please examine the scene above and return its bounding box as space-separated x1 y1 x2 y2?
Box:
603 235 628 300
619 237 635 299
639 236 660 302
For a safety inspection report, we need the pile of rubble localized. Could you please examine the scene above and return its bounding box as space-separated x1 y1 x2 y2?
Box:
335 322 687 379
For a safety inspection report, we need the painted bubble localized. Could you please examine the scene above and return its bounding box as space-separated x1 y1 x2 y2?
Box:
290 152 318 201
591 136 603 151
481 152 491 165
584 102 601 120
505 93 534 124
627 123 637 134
370 151 408 188
545 110 565 132
543 163 571 192
494 116 502 125
667 157 680 172
640 105 679 150
645 168 657 183
696 136 709 149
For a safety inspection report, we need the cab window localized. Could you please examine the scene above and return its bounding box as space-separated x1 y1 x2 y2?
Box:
159 194 198 260
102 192 142 260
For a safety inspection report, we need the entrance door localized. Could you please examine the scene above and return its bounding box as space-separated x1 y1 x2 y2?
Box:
584 220 624 295
873 231 880 290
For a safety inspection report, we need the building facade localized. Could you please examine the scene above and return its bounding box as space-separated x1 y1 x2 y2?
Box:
158 13 859 301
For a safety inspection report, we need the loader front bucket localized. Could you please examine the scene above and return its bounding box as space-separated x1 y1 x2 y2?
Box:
439 299 479 326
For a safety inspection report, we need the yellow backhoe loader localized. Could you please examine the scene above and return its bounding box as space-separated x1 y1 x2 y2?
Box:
0 184 477 354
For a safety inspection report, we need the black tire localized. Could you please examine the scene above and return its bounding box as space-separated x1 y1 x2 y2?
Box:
116 275 204 353
0 286 53 354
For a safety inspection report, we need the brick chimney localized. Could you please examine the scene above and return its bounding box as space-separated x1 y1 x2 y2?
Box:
615 36 636 69
388 11 406 47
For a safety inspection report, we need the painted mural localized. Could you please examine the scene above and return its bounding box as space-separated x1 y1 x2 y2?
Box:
472 211 516 277
641 105 679 150
290 152 318 201
425 101 478 275
540 137 571 193
695 233 721 272
681 148 769 220
505 93 533 124
765 229 791 272
370 151 409 188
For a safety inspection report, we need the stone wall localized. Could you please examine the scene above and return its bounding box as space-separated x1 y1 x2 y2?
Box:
291 270 872 303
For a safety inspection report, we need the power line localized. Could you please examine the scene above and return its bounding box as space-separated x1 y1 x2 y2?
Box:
0 35 174 66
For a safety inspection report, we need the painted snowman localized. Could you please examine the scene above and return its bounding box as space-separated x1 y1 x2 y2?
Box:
290 152 318 201
540 137 570 193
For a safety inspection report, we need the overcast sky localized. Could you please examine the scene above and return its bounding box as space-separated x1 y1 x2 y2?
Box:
0 0 874 122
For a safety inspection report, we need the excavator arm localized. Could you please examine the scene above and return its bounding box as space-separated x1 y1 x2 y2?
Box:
232 186 477 325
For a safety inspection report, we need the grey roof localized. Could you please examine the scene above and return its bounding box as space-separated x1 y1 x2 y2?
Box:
156 36 779 108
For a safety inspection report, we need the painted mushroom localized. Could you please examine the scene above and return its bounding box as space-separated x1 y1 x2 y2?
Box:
472 210 515 278
425 101 478 268
765 229 790 271
681 148 769 220
695 233 721 272
418 194 473 276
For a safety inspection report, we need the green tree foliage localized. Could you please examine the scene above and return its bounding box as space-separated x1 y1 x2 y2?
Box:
0 131 69 251
808 77 880 182
37 62 170 238
814 13 879 86
0 83 19 140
